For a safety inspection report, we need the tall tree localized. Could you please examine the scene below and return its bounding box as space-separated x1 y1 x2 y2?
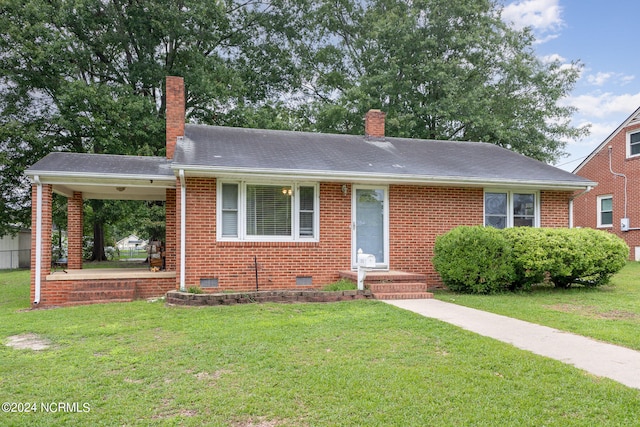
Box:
0 0 306 251
300 0 587 163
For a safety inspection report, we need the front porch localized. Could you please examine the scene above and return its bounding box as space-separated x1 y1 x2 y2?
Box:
338 270 434 300
42 268 177 306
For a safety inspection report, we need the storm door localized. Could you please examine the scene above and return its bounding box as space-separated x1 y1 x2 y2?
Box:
352 187 389 269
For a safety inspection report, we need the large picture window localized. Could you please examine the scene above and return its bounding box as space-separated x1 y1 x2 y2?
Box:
484 191 539 229
218 182 318 241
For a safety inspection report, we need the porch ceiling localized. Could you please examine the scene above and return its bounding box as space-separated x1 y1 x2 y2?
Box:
48 179 174 201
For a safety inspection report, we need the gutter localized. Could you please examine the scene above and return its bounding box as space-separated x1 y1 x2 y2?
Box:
22 171 177 187
179 169 186 291
171 165 595 192
33 176 42 305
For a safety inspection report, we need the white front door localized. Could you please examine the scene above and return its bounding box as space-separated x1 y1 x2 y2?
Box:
352 186 389 269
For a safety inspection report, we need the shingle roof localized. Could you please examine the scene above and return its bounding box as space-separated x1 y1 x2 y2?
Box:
24 124 594 191
25 152 173 179
172 124 593 189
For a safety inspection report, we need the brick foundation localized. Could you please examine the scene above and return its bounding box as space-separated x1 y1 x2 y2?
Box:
36 276 176 307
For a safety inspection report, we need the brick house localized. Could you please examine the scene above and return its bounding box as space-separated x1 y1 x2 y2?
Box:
573 106 640 259
25 76 593 307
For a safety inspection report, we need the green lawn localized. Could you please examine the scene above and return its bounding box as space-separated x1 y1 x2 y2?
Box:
1 268 639 426
434 261 640 351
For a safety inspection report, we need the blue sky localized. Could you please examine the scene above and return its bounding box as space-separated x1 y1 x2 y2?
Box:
501 0 640 171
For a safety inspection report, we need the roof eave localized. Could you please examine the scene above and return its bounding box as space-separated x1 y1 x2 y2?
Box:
172 165 594 191
573 105 640 173
25 170 176 186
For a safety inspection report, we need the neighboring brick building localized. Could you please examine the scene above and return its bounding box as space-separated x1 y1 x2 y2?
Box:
573 107 640 259
25 76 593 307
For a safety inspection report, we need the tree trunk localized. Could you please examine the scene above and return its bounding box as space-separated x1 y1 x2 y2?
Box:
91 221 107 261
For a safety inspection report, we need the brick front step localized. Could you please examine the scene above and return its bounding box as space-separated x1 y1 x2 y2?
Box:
368 282 428 293
338 270 427 285
67 289 135 302
373 292 434 300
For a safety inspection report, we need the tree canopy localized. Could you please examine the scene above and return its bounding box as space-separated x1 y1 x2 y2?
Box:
0 0 587 239
300 0 587 162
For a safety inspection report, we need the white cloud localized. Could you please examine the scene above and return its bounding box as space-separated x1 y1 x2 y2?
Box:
567 92 640 118
586 72 614 86
621 75 636 86
502 0 564 33
540 53 566 64
585 72 636 87
566 120 618 148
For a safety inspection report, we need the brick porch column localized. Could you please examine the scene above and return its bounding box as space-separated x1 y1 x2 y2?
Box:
67 191 83 269
30 183 52 304
165 188 176 272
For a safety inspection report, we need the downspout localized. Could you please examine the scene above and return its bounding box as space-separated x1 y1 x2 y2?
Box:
569 186 592 228
609 146 628 219
33 176 42 304
179 169 186 291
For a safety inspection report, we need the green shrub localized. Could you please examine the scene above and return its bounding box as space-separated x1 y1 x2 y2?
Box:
554 228 628 287
187 286 204 294
504 227 628 289
503 227 562 290
434 226 629 294
433 226 515 294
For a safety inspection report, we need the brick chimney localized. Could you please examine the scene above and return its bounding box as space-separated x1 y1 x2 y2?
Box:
364 109 386 139
165 76 185 159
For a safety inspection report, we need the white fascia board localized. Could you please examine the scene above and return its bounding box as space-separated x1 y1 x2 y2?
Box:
25 171 176 188
173 165 594 191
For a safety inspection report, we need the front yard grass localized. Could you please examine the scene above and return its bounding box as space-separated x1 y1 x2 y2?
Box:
0 268 639 426
433 261 640 351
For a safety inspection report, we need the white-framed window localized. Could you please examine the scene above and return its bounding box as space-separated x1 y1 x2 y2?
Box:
597 195 613 228
628 130 640 158
484 190 539 229
217 181 319 241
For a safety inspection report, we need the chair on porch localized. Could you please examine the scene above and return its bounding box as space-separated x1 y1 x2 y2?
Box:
148 241 164 271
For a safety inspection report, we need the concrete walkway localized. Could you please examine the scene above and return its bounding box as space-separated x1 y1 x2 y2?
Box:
385 299 640 390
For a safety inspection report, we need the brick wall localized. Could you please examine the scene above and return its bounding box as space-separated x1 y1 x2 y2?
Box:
165 187 177 272
540 190 572 228
574 123 640 258
389 186 484 285
178 179 352 290
30 184 53 305
165 76 185 159
364 110 386 138
36 277 176 307
178 180 574 290
67 191 83 269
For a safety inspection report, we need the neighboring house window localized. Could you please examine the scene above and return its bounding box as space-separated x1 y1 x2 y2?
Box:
597 195 613 228
484 191 539 229
628 131 640 157
218 182 318 241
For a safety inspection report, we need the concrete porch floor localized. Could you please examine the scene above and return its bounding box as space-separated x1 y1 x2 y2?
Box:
46 268 176 281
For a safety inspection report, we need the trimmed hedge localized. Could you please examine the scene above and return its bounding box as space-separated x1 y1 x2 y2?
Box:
433 226 629 294
432 226 515 294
